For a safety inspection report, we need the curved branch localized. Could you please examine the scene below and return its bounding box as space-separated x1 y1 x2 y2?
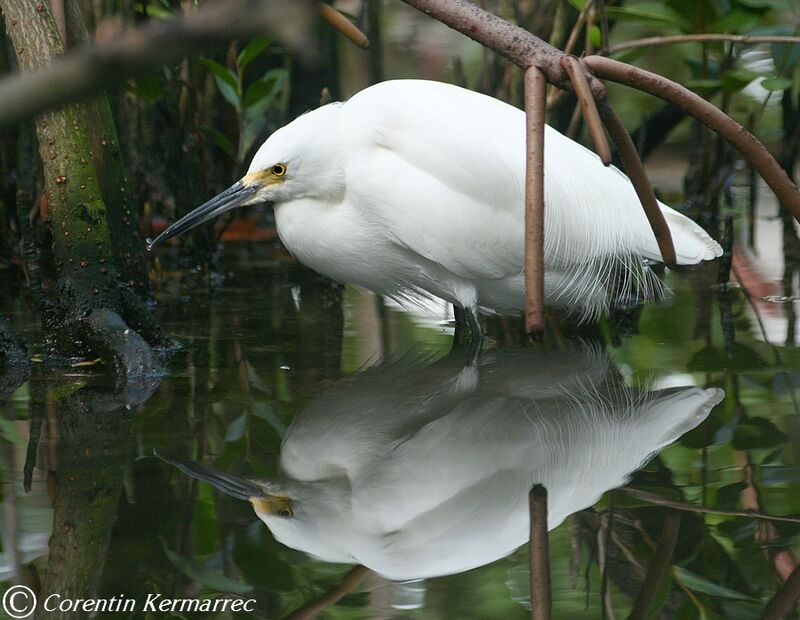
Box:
584 55 800 222
0 0 316 129
608 34 800 56
562 55 612 165
598 101 676 264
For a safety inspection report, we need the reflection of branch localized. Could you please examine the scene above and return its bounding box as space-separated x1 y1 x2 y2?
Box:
760 564 800 620
608 34 800 56
0 0 315 129
529 485 551 620
285 565 370 620
628 512 680 620
622 488 800 525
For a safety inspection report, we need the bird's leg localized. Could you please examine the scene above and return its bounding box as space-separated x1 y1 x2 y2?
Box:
465 305 484 367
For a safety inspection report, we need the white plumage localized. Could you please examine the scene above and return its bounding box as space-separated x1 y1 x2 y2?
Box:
164 347 724 580
151 80 722 321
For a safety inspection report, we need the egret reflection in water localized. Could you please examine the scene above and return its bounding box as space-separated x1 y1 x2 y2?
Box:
162 346 724 581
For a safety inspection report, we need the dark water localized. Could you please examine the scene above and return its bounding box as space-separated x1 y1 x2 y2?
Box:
1 237 799 619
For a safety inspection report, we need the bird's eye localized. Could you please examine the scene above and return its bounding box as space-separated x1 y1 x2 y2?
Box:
272 163 287 177
278 508 293 518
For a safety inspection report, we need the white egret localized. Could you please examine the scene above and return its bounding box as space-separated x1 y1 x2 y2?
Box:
160 346 723 580
149 80 722 330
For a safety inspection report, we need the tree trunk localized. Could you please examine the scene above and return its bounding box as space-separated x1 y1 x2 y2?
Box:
0 0 165 372
63 0 151 298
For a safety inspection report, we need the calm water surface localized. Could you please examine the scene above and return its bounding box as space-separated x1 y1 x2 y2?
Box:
1 228 799 618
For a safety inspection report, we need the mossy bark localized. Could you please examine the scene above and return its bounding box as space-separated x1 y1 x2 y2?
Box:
63 0 151 297
33 386 138 620
0 0 166 368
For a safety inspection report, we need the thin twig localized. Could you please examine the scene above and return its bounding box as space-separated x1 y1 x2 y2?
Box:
318 3 369 49
562 56 612 165
563 0 592 56
524 66 547 336
628 512 680 620
584 55 800 222
598 101 676 264
285 565 370 620
529 485 552 620
621 487 800 524
608 34 800 56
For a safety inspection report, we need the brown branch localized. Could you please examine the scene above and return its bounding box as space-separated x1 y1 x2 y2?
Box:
628 512 680 620
760 563 800 620
529 485 551 620
562 56 612 165
318 3 369 49
285 565 370 620
584 55 800 222
524 66 547 336
0 0 316 129
598 102 676 264
608 34 800 56
621 487 800 524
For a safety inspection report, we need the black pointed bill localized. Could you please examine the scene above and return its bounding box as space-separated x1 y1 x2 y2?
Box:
146 179 259 250
156 452 264 501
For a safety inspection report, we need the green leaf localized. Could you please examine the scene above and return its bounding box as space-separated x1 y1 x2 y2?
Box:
132 1 172 18
162 544 253 594
199 126 236 161
126 75 165 103
252 401 287 437
239 115 267 162
243 68 289 115
564 0 586 10
200 59 240 109
225 414 247 442
761 77 794 91
605 6 680 25
237 36 273 72
772 42 800 74
47 381 87 401
687 79 724 90
587 24 602 49
673 566 758 601
721 68 759 92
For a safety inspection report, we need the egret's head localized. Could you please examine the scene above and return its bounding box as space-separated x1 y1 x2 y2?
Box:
147 103 345 250
158 453 356 564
